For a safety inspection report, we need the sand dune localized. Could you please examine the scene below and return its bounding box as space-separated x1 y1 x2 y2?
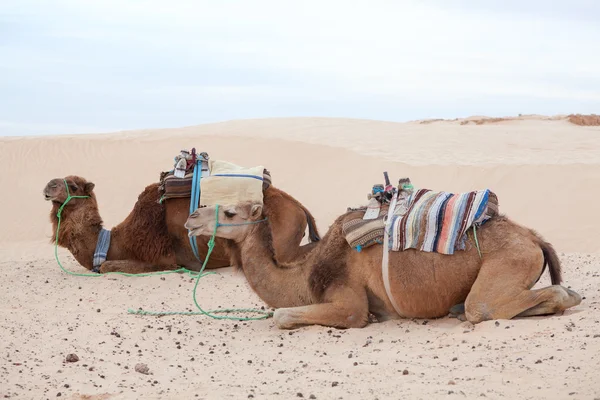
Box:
1 117 599 399
2 117 599 251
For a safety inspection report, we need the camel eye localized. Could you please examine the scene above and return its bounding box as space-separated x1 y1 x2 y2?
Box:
224 210 236 218
70 185 78 192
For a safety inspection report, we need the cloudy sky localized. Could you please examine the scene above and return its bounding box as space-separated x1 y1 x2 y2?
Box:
1 0 599 136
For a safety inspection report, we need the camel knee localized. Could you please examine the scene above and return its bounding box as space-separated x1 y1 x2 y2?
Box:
464 302 493 324
344 310 368 328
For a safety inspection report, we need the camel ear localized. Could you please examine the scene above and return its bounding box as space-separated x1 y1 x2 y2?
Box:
84 182 95 194
250 204 263 220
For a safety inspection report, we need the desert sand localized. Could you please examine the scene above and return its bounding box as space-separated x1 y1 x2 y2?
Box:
1 116 599 399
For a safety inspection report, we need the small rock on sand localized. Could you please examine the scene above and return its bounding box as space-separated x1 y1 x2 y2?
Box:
65 354 79 363
135 363 150 375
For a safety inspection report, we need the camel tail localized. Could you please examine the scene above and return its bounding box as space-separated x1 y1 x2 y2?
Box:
531 229 562 285
540 240 562 285
301 205 321 242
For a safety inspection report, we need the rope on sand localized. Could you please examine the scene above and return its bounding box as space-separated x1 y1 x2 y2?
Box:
53 180 272 321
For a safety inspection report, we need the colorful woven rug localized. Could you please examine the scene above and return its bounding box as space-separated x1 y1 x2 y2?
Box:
341 188 498 254
389 189 498 254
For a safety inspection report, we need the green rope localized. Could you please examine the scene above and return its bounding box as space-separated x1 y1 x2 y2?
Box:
128 206 272 320
472 224 482 259
53 180 196 278
53 180 271 320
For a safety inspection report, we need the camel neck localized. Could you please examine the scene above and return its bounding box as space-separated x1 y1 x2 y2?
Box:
51 201 104 270
237 222 314 309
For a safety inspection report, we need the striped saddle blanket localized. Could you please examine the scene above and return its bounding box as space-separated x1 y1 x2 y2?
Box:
389 188 498 254
342 188 498 254
342 213 385 251
159 159 272 204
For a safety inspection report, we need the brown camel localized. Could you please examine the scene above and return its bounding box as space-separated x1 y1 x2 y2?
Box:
43 176 320 274
184 201 582 329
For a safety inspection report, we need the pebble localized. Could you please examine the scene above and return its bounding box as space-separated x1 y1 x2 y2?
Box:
135 363 150 375
65 354 79 363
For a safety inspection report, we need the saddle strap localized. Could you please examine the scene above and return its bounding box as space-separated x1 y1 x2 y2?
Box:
92 228 111 273
381 192 405 317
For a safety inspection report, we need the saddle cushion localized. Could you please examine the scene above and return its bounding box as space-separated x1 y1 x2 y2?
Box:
159 159 271 204
342 214 385 251
199 159 267 206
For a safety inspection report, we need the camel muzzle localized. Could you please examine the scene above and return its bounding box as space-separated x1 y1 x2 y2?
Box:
43 189 56 201
184 218 203 231
186 227 205 237
43 180 61 200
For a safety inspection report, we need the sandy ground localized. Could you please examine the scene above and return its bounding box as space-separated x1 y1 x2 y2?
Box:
1 116 599 399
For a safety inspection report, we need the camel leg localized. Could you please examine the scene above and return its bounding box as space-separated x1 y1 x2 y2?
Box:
464 254 581 324
515 286 582 317
467 285 581 323
99 260 179 274
273 287 369 329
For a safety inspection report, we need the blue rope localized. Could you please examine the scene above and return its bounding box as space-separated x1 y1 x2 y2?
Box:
188 160 203 262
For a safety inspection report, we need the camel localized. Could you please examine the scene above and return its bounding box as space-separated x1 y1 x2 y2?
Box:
184 201 582 329
43 175 320 274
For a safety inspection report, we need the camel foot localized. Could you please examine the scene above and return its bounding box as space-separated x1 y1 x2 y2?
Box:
273 308 302 330
565 288 583 307
450 313 467 322
449 303 465 317
448 303 467 321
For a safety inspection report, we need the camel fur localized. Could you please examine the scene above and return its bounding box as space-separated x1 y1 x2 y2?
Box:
44 176 320 274
184 201 582 329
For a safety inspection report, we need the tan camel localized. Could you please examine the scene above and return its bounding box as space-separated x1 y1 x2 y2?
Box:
184 201 582 329
43 176 320 274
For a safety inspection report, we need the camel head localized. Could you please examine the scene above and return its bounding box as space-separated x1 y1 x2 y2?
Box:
185 201 265 242
43 175 96 205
